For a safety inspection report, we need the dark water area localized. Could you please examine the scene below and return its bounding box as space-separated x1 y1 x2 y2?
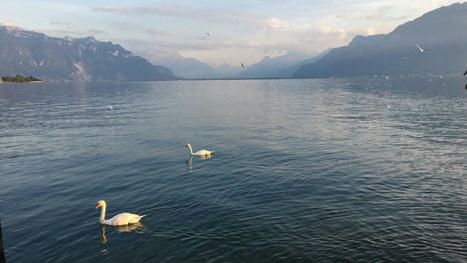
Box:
0 77 466 262
0 219 5 262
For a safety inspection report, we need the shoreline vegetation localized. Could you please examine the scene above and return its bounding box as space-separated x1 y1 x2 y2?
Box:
0 74 44 83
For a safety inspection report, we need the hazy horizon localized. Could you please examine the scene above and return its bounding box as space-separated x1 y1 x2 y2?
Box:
0 0 462 67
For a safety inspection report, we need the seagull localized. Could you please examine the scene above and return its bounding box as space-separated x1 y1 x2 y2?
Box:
241 62 245 68
415 44 424 53
106 105 113 110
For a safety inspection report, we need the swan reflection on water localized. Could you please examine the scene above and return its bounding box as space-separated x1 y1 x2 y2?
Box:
186 154 212 163
98 222 144 244
185 154 212 172
186 156 193 172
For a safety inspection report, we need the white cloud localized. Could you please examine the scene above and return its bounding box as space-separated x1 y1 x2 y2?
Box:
265 17 289 30
93 4 263 26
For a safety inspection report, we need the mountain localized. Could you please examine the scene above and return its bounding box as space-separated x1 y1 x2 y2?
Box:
144 52 241 79
278 49 331 78
146 52 217 79
238 51 313 78
0 23 176 81
293 3 467 78
214 63 242 78
236 50 329 79
147 50 325 80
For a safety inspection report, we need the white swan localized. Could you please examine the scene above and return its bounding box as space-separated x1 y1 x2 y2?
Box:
185 144 213 157
95 200 145 226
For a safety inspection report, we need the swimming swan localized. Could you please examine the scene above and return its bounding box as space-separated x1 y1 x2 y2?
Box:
95 200 145 226
185 144 213 157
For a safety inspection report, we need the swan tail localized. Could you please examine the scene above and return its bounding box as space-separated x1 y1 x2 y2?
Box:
128 214 146 224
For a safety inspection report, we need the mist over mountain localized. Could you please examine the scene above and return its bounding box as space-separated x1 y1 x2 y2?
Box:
0 23 175 81
146 52 216 79
215 63 243 78
144 52 242 79
237 51 317 79
274 50 331 78
293 3 467 78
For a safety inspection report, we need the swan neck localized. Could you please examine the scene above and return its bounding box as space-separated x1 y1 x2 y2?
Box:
99 204 106 222
187 144 193 155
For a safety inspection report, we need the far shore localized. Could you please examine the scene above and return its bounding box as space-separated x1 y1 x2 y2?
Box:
0 74 45 83
0 80 46 84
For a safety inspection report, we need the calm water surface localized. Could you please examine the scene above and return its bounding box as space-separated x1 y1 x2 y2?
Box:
1 77 466 262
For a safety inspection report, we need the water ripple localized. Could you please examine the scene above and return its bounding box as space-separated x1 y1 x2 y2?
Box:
0 78 466 262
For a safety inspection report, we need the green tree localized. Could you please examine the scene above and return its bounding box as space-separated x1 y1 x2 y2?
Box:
15 74 25 82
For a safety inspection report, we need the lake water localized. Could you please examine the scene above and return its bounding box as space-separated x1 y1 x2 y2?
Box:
1 77 466 262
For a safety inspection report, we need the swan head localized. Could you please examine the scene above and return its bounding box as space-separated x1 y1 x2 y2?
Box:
96 200 106 209
185 144 190 148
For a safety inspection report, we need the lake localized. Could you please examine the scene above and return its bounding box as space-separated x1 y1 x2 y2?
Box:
1 77 466 262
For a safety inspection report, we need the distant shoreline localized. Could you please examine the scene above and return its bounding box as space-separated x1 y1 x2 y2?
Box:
0 80 46 84
0 74 44 83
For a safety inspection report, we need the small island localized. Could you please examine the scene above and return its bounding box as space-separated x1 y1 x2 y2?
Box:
1 74 44 83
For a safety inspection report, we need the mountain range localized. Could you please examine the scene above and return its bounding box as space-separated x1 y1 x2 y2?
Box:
237 50 329 79
145 51 324 79
0 23 175 81
293 2 467 78
1 3 466 81
144 52 242 79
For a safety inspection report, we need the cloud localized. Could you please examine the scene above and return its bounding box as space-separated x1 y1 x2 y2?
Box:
365 5 410 21
265 18 289 30
41 29 85 37
106 20 170 36
319 26 347 40
366 28 376 35
355 0 458 23
49 20 69 26
88 29 107 35
146 28 170 36
93 4 262 25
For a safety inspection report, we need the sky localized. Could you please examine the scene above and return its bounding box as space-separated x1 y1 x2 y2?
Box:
0 0 461 66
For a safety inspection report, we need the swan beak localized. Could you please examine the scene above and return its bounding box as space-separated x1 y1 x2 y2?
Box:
96 204 101 209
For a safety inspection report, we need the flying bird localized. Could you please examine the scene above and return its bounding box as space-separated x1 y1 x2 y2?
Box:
241 62 245 68
415 44 424 53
